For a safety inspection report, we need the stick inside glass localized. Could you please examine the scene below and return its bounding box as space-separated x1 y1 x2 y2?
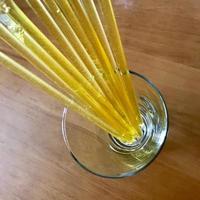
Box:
62 71 168 177
0 0 168 178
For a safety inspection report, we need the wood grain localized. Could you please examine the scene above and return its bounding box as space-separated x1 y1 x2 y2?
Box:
0 0 200 199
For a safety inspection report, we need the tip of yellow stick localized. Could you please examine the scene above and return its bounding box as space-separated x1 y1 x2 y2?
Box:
114 125 142 144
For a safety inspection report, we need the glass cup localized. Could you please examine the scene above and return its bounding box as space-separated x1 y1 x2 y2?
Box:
62 71 169 178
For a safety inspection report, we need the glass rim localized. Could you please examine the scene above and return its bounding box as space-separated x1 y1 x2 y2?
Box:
62 70 169 178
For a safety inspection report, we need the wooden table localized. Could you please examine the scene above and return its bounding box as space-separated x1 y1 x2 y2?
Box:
0 0 200 199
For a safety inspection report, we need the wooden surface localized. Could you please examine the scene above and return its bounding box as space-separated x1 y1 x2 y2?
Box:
0 0 200 199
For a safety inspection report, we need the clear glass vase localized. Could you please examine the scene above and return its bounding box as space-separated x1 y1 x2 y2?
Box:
62 71 169 178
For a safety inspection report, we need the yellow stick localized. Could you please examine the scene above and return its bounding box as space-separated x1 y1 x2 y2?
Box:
42 0 128 123
7 0 102 94
0 52 132 141
38 0 107 97
18 1 135 133
1 0 141 140
56 0 122 98
82 0 135 125
0 24 132 134
1 0 131 130
55 0 104 70
58 1 141 129
96 0 142 129
70 0 142 134
26 0 110 104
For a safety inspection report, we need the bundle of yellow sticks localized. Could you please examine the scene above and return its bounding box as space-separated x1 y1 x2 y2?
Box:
0 0 142 142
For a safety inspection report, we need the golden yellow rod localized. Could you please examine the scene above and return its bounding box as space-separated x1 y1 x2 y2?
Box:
95 0 142 129
0 14 138 139
42 0 128 122
82 0 136 125
15 2 134 132
72 2 144 139
0 0 142 140
55 0 105 71
68 1 119 79
55 0 123 98
26 0 109 103
0 52 132 141
3 0 130 126
55 0 142 129
70 0 142 134
68 0 138 121
0 24 132 134
7 0 102 94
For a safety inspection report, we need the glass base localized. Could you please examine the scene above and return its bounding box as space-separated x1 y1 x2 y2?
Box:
62 71 169 178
